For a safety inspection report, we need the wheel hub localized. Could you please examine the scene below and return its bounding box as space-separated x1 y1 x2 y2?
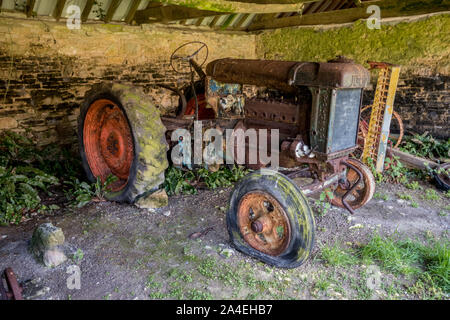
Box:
83 99 134 191
237 191 291 256
250 220 263 233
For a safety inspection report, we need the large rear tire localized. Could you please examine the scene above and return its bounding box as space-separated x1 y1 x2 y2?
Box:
78 82 169 203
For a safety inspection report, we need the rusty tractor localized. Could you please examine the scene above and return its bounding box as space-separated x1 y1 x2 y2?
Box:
78 42 375 268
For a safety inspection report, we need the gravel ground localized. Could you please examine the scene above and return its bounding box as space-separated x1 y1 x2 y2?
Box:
0 180 448 300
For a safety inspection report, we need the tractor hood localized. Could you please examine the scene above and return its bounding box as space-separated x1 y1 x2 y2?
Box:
206 58 370 92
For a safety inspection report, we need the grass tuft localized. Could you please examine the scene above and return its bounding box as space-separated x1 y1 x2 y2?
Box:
320 242 358 267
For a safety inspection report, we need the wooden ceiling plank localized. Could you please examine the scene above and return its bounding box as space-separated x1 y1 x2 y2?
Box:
240 13 257 29
125 0 142 24
318 0 334 12
82 0 95 22
104 0 122 23
26 0 36 17
146 1 163 9
53 0 67 21
328 0 345 11
195 17 204 26
232 13 250 29
208 15 221 27
247 0 448 31
303 0 323 14
135 5 226 24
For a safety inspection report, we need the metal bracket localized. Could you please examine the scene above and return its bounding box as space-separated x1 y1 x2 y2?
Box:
340 160 363 215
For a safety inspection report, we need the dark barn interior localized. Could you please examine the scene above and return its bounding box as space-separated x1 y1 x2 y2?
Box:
0 0 449 302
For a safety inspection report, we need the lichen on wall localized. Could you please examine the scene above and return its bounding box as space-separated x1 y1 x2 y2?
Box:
257 13 450 76
257 13 449 138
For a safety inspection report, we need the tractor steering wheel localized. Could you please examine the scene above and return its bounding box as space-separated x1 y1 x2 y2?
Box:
170 41 209 74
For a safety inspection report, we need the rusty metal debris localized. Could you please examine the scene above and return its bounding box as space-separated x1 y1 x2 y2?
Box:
188 227 214 240
0 268 23 300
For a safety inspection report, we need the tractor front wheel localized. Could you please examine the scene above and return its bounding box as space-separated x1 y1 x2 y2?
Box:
331 158 375 211
227 170 315 268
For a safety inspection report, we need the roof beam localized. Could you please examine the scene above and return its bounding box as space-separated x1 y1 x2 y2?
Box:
157 0 307 13
104 0 122 23
125 0 142 24
232 13 250 29
82 0 95 22
247 0 450 31
135 5 223 24
53 0 67 21
26 0 35 17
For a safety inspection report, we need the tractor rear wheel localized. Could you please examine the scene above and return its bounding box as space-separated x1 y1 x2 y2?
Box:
78 82 169 203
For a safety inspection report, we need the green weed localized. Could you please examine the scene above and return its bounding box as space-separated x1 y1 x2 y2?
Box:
424 189 440 201
359 234 449 294
64 175 117 208
400 132 449 160
164 165 249 196
397 193 412 201
320 242 358 267
404 181 422 190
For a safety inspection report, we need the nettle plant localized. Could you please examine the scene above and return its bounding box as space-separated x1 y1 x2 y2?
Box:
0 132 60 224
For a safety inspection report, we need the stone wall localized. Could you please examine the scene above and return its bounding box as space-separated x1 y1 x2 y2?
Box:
1 12 449 147
257 13 450 139
362 75 449 138
0 16 256 146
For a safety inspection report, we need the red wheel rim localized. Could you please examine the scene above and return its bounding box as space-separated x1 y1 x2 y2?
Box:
184 94 216 119
83 99 134 192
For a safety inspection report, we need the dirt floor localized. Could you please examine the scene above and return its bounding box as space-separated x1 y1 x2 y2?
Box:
0 179 448 300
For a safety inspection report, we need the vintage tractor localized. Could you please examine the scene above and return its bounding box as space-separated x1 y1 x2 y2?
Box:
77 42 375 268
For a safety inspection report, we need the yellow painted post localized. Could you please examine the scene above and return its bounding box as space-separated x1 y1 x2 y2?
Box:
376 66 401 172
361 64 401 173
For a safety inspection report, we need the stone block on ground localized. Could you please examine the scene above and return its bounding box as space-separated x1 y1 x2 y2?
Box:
43 248 67 267
135 189 168 210
30 223 67 267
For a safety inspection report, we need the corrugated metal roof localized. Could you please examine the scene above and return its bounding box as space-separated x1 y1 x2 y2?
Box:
0 0 418 31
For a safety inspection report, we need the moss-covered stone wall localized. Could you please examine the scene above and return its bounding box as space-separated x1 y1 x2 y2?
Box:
257 13 449 76
257 13 450 138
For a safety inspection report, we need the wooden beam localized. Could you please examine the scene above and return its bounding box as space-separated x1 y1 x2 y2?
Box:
195 17 204 26
135 5 225 24
82 0 95 22
390 148 438 170
26 0 35 17
158 0 307 13
104 0 121 23
226 1 307 3
125 0 142 24
208 15 221 27
232 13 250 29
239 13 257 29
53 0 67 21
146 1 163 9
247 0 449 31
